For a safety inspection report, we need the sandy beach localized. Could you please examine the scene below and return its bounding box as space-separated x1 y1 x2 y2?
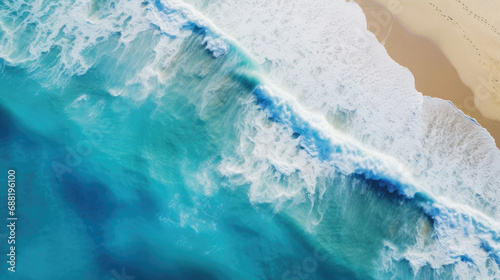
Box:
355 0 500 149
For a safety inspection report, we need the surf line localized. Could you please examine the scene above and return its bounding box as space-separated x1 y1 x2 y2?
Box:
250 83 500 266
150 0 500 264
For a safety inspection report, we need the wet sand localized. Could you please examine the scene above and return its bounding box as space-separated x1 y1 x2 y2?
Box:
355 0 500 149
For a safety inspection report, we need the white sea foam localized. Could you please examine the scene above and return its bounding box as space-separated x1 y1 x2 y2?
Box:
216 83 500 277
180 0 499 216
180 0 500 277
0 0 228 90
202 36 229 57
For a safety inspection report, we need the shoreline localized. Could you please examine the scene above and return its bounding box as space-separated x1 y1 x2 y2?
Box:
354 0 500 149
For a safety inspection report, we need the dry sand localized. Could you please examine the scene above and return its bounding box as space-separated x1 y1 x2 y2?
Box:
368 0 500 121
355 0 500 149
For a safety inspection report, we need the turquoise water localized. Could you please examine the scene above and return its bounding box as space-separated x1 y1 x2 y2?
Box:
1 0 499 279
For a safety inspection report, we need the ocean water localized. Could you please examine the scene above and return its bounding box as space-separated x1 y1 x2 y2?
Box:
0 0 499 279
